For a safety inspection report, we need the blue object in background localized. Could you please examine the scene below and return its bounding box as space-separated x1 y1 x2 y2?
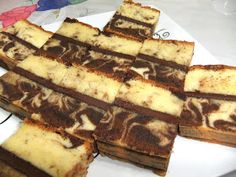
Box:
37 0 69 11
36 0 87 11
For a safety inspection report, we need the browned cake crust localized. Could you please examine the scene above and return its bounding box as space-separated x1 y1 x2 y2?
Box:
0 160 27 177
98 142 168 176
188 64 236 71
179 126 236 148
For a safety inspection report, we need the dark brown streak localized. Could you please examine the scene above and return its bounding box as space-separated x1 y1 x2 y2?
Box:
114 99 179 124
137 53 188 72
1 32 38 50
113 14 153 28
185 92 236 101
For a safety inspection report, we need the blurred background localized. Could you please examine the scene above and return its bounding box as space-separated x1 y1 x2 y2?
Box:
0 0 235 65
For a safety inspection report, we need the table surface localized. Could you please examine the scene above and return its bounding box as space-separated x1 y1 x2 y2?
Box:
1 0 236 66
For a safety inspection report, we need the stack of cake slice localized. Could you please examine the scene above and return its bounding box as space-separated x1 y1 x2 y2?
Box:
94 76 185 175
0 119 93 177
130 38 194 89
0 20 52 69
180 65 236 147
104 0 160 40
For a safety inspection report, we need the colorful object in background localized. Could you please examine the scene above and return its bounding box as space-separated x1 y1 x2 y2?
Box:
37 0 87 11
0 4 37 28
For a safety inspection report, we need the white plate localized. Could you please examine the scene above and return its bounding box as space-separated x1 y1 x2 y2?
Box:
0 9 236 177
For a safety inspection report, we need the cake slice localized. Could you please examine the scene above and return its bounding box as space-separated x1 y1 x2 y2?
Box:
0 71 105 144
130 39 194 88
94 76 184 175
41 18 100 66
104 0 160 40
0 71 52 118
5 20 52 48
0 20 52 69
0 119 93 177
180 65 236 147
0 32 37 69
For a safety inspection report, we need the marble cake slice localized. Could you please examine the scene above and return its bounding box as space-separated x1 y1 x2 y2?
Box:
41 18 100 66
0 20 52 69
180 65 236 147
0 119 93 177
80 33 142 80
0 71 52 118
104 0 160 40
130 39 194 88
94 77 184 175
14 54 122 109
0 71 105 144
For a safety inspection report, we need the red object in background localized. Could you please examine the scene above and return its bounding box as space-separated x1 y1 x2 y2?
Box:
0 4 37 28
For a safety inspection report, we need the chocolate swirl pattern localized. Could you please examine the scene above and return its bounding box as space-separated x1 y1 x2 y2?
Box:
106 17 152 40
180 97 236 132
42 36 88 66
95 106 177 155
36 91 105 141
83 50 133 79
0 33 36 64
0 72 52 116
130 57 186 88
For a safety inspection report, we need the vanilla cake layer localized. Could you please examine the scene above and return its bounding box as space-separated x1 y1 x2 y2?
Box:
184 65 236 97
139 39 194 66
0 119 93 177
115 77 184 119
59 66 122 105
104 0 160 40
0 71 105 142
5 20 52 48
180 97 236 147
94 106 178 175
56 18 100 45
15 55 68 86
0 32 37 69
92 33 142 57
130 39 194 88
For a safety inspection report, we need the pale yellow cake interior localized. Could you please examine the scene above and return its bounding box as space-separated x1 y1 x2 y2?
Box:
94 33 142 56
117 1 160 24
60 66 122 103
17 55 68 85
184 67 236 95
140 39 194 66
117 78 184 117
56 21 100 45
5 20 52 48
1 120 92 177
